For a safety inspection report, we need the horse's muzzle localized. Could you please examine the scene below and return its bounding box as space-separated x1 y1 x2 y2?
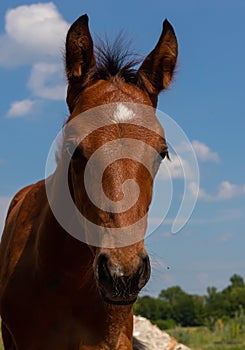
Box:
95 253 151 305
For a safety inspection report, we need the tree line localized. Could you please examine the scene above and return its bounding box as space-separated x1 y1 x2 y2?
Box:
133 274 245 330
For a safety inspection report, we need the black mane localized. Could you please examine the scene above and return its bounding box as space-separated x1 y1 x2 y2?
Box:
94 34 141 83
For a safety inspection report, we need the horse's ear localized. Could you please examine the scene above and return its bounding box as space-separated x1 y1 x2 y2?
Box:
137 19 178 105
66 14 95 81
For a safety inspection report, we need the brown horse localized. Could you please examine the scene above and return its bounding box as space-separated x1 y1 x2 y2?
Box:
0 14 178 350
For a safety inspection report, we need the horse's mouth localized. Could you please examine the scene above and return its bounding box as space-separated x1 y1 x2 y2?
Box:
100 291 137 306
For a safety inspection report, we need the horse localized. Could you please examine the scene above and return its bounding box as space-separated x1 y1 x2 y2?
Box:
0 14 178 350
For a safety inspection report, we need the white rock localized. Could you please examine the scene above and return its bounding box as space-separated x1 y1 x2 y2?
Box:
133 316 191 350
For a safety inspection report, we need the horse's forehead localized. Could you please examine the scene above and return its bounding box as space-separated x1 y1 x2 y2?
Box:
73 80 152 112
67 80 165 151
68 103 164 144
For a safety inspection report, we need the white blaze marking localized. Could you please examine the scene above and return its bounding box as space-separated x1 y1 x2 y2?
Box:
113 103 135 123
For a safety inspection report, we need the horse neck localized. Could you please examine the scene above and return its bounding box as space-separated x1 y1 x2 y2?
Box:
37 170 134 346
36 171 93 282
36 206 134 348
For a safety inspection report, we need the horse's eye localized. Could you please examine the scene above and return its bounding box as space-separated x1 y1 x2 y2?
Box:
66 141 83 160
159 149 169 161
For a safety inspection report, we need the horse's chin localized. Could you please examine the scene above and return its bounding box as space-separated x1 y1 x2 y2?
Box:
101 292 137 306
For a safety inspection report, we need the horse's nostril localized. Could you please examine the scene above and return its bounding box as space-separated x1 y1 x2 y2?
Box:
96 253 151 304
137 255 151 289
97 254 111 282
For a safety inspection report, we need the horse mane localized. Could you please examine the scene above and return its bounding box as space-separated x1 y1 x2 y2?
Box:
94 34 141 83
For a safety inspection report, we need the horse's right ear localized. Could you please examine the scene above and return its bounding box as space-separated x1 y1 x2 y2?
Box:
66 14 96 81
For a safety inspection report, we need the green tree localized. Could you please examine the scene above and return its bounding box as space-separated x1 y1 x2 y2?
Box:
207 286 217 302
192 294 206 326
159 286 186 304
230 274 245 288
134 296 172 321
159 286 204 326
134 274 245 329
206 286 228 320
221 274 245 317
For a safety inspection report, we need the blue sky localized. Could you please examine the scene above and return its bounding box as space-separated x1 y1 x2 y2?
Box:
0 0 245 296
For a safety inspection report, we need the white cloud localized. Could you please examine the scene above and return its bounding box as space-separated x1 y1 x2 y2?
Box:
158 153 196 180
161 231 172 238
219 232 235 242
150 258 168 270
7 99 37 118
215 181 245 200
175 140 220 163
0 196 12 235
0 3 69 111
189 180 245 201
192 140 220 163
0 3 69 67
189 181 205 200
158 140 219 181
28 62 66 100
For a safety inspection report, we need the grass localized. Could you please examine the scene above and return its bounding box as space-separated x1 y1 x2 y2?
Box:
0 323 244 350
0 329 244 350
169 326 245 350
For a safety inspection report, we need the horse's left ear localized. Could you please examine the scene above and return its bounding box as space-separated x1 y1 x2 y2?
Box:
66 14 96 80
137 19 178 105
